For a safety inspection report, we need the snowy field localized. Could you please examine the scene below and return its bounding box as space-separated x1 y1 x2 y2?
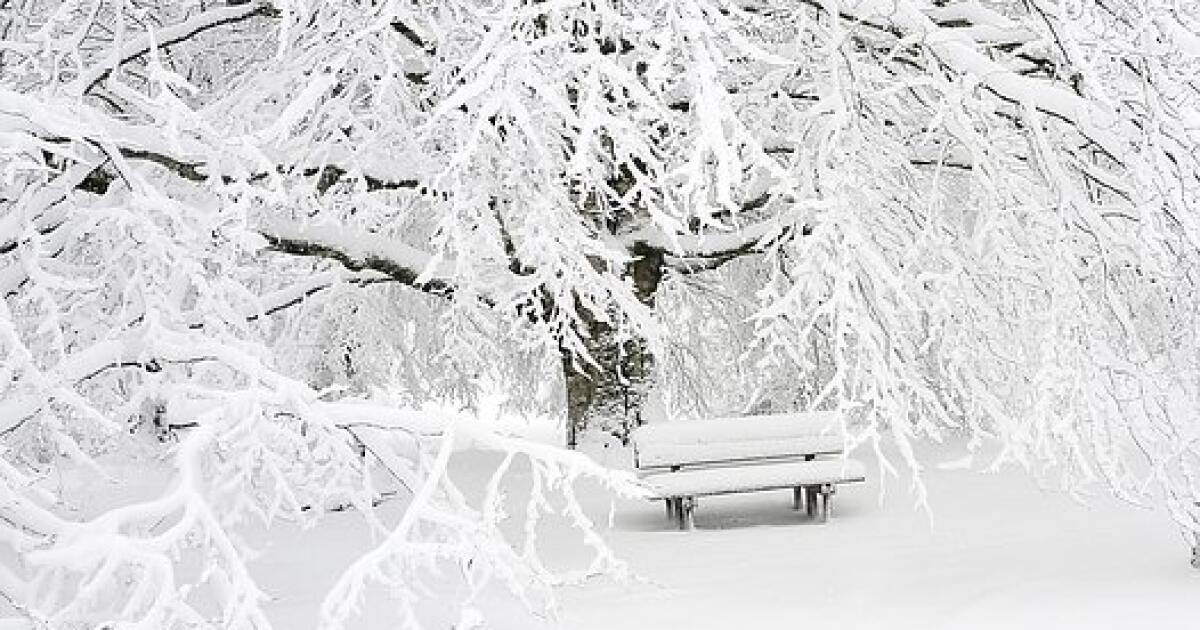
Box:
41 425 1195 630
559 439 1200 630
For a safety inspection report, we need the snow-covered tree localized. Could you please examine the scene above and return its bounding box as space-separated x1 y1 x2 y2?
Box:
2 0 1199 626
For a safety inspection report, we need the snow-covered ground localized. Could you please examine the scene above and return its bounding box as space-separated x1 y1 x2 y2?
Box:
558 438 1200 630
21 428 1199 629
254 433 1198 629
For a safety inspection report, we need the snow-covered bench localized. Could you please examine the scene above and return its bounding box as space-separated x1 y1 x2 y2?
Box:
632 412 865 530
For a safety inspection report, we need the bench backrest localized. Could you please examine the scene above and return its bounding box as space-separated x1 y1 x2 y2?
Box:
632 411 846 471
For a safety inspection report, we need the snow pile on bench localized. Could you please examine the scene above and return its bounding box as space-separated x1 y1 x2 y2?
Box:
641 458 867 498
633 411 847 470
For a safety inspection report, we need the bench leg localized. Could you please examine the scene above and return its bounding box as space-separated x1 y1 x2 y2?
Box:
817 483 835 523
665 498 676 521
671 497 685 529
678 496 696 531
792 486 803 510
805 485 818 518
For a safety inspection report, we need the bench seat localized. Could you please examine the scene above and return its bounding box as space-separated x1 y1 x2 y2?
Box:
641 458 866 498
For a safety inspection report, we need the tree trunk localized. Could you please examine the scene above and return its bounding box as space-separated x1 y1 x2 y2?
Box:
562 352 596 450
561 243 664 448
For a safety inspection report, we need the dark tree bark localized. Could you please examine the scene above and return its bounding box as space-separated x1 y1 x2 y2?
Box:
562 242 664 448
562 352 597 450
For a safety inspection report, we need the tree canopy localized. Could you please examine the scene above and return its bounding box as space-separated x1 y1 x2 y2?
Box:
2 0 1199 627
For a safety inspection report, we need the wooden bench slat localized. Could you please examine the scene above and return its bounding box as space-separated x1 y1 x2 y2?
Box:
635 435 844 469
632 411 841 446
641 458 866 499
638 451 843 474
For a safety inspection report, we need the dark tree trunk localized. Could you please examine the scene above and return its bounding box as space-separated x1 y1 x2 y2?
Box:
562 351 597 450
562 242 664 448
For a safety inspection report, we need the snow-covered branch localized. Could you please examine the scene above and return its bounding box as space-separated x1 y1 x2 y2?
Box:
259 222 454 297
72 2 279 96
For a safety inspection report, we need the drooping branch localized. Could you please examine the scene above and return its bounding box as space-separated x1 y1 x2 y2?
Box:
843 0 1130 165
71 2 280 96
